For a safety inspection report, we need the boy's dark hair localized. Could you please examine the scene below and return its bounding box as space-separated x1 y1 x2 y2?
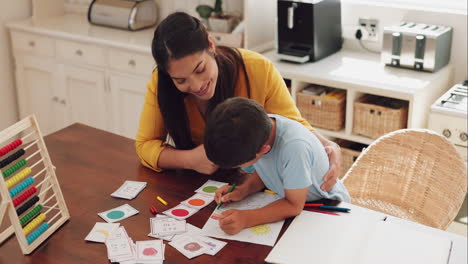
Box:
204 98 272 168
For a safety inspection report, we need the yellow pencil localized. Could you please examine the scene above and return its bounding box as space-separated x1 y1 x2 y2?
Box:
156 196 168 206
264 189 276 194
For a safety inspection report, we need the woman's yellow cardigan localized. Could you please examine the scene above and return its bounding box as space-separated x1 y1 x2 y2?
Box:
135 49 313 172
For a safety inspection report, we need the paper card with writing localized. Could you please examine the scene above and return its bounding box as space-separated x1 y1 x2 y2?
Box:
136 240 164 261
196 235 227 256
162 204 198 220
98 204 139 223
111 181 147 200
181 193 214 210
172 223 203 241
151 217 186 236
105 236 134 260
194 180 228 196
85 222 120 243
168 235 209 259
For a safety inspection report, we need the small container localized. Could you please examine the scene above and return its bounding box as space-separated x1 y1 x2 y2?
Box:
353 94 408 139
297 86 346 131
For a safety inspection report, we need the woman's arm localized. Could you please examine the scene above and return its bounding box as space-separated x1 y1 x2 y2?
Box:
259 58 341 191
135 73 218 174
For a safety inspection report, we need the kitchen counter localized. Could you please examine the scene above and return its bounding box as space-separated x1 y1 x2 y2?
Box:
7 14 154 54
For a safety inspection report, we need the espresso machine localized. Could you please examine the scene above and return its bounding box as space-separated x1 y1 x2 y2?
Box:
277 0 342 63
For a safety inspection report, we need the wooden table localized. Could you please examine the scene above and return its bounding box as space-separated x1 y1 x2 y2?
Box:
0 123 297 263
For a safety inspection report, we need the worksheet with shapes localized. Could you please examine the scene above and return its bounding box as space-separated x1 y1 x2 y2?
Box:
201 192 284 246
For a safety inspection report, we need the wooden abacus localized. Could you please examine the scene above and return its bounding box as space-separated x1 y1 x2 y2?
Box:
0 115 69 254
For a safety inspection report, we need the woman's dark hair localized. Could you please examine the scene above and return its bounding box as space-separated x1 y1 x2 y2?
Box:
152 12 250 150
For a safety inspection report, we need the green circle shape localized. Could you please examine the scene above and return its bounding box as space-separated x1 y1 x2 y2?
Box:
107 210 125 219
202 186 218 193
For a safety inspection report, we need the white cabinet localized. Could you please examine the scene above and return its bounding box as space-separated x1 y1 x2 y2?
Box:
14 56 67 135
109 74 147 139
263 50 453 145
8 23 153 138
61 65 109 132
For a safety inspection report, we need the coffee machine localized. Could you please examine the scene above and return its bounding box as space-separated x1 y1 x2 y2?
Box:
277 0 342 63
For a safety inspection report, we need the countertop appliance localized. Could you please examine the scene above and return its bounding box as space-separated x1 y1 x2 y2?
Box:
428 80 468 161
382 22 452 72
88 0 157 31
277 0 342 63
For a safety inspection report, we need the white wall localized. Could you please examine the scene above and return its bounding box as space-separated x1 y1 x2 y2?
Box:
0 2 31 130
341 2 468 84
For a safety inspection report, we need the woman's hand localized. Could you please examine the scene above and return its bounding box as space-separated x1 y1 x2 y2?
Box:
214 185 248 205
187 144 219 174
321 141 341 192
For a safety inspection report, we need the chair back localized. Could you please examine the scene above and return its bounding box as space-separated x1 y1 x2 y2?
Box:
343 129 467 230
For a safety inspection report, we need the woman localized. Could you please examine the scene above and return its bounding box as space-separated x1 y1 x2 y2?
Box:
136 12 341 191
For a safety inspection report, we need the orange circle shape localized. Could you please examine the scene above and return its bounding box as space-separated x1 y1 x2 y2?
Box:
188 199 205 206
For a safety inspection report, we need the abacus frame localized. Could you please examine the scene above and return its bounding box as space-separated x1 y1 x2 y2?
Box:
0 115 70 254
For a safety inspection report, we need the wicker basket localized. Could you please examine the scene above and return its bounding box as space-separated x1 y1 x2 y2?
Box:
353 94 408 139
297 88 346 131
334 139 367 179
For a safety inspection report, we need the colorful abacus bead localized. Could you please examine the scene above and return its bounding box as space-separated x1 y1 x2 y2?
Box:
26 222 49 244
0 139 22 156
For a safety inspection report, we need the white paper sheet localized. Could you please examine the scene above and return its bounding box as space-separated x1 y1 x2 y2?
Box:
202 192 284 246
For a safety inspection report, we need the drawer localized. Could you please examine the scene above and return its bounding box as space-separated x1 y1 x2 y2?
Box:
108 49 155 75
11 31 55 57
56 39 106 67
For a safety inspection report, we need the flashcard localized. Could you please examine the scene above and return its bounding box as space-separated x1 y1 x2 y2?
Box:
136 240 164 261
181 193 214 209
111 181 147 200
162 204 198 220
105 236 134 260
85 222 120 243
98 204 139 223
151 217 186 236
168 235 209 259
195 180 228 196
195 235 227 256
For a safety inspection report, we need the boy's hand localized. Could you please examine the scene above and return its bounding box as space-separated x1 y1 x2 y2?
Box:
215 185 247 204
219 209 249 235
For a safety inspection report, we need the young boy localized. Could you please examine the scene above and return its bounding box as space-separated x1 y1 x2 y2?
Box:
204 97 350 235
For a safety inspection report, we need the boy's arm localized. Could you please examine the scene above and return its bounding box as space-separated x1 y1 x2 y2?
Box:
219 187 307 235
215 171 266 204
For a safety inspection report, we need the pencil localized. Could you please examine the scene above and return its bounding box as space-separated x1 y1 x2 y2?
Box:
304 203 324 207
318 205 350 212
264 189 276 194
156 196 168 206
216 183 236 210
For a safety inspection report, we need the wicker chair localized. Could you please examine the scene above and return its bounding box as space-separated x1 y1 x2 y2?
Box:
343 129 467 230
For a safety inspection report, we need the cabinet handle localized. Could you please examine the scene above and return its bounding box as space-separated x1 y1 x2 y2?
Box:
52 96 59 102
128 59 136 67
28 41 35 47
60 99 66 105
75 49 83 56
442 129 451 138
460 132 468 142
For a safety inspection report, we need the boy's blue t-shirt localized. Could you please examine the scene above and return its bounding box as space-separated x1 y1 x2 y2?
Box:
246 114 350 202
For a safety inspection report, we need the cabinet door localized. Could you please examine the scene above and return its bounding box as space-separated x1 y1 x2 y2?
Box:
109 74 147 139
62 65 109 131
14 56 64 135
